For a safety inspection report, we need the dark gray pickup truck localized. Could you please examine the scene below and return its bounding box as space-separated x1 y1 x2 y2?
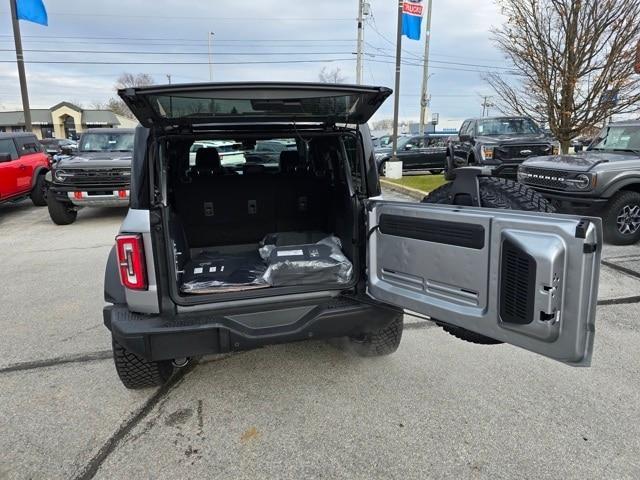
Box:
45 128 134 225
446 116 559 180
519 120 640 244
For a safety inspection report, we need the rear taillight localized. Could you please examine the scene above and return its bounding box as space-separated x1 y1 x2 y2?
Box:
116 234 147 290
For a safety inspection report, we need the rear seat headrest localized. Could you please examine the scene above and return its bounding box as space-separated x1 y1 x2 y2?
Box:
279 150 299 174
243 164 266 175
195 147 221 174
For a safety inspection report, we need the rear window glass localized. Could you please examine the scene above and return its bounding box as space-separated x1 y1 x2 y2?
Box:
149 94 364 121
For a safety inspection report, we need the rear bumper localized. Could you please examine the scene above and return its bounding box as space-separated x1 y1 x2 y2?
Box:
104 298 402 361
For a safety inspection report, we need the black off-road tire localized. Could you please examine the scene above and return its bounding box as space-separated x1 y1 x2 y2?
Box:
112 339 174 389
424 176 555 212
422 176 554 345
30 173 47 206
46 194 77 225
601 191 640 245
378 160 387 176
429 169 444 175
349 316 403 357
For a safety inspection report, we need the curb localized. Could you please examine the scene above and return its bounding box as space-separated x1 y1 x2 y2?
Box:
380 179 428 201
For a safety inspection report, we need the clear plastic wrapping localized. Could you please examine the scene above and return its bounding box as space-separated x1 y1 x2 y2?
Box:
180 252 269 294
260 235 353 287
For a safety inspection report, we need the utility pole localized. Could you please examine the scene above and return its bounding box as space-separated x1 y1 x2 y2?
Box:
390 0 404 168
481 95 494 117
418 0 433 135
356 0 364 84
9 0 32 132
207 32 214 81
166 74 172 84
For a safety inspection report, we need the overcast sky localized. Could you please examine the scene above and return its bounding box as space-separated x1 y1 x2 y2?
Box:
0 0 508 124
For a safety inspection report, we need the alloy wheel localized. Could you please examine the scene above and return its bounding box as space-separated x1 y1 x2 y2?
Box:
616 204 640 235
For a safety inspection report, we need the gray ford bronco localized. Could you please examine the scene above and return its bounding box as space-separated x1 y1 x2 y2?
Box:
103 82 602 389
519 121 640 245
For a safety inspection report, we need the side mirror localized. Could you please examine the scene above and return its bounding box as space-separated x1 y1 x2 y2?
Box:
459 134 470 142
60 146 74 155
0 153 12 162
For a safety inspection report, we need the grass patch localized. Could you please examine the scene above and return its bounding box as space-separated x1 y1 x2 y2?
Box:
385 174 448 193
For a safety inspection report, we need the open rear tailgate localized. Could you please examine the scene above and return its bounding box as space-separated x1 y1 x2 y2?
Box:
118 82 392 128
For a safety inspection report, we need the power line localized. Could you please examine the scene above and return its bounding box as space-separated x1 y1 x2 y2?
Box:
0 49 358 56
0 34 356 42
0 11 354 21
0 48 517 72
0 58 358 66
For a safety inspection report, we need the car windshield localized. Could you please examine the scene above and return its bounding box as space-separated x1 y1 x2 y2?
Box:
79 132 134 152
476 118 541 135
590 126 640 154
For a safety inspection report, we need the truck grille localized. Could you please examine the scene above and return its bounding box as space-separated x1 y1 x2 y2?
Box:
496 144 551 161
518 167 570 190
59 168 131 186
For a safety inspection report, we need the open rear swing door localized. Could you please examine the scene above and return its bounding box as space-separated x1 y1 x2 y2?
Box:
367 201 602 366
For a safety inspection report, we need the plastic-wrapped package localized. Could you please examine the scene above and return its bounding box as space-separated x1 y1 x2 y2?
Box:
259 231 327 259
261 235 353 287
181 251 268 294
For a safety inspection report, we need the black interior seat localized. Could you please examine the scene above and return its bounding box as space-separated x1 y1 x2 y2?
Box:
193 148 222 177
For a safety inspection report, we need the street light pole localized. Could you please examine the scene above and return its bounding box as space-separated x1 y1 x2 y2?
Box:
390 0 404 168
207 32 214 81
418 0 433 135
356 0 364 84
9 0 32 132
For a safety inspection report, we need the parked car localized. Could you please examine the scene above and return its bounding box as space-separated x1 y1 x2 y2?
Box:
375 133 448 175
103 82 601 390
39 138 78 157
189 140 246 166
0 132 49 207
45 128 134 225
446 116 559 180
250 139 297 163
519 120 640 244
571 136 595 153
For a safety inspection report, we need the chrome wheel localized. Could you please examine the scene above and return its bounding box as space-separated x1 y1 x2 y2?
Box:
616 204 640 235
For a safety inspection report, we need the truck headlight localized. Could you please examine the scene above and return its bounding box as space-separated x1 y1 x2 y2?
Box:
565 173 596 191
552 143 560 155
54 169 67 182
374 152 386 161
481 145 495 160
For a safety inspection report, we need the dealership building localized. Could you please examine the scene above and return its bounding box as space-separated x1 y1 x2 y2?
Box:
0 102 138 139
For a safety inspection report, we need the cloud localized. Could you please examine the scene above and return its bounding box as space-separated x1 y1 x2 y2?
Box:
0 0 505 120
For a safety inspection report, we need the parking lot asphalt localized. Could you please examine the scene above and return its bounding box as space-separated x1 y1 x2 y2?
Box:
1 193 640 480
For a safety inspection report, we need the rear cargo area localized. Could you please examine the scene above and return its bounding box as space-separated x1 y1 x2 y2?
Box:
164 133 359 299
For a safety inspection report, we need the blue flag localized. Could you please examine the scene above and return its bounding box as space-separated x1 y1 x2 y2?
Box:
16 0 48 26
402 0 423 40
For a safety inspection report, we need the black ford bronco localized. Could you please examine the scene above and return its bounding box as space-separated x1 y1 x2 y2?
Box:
103 83 601 389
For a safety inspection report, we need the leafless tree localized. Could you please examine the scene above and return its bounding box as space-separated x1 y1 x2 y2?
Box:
486 0 640 152
318 66 347 84
106 73 155 119
115 73 155 90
